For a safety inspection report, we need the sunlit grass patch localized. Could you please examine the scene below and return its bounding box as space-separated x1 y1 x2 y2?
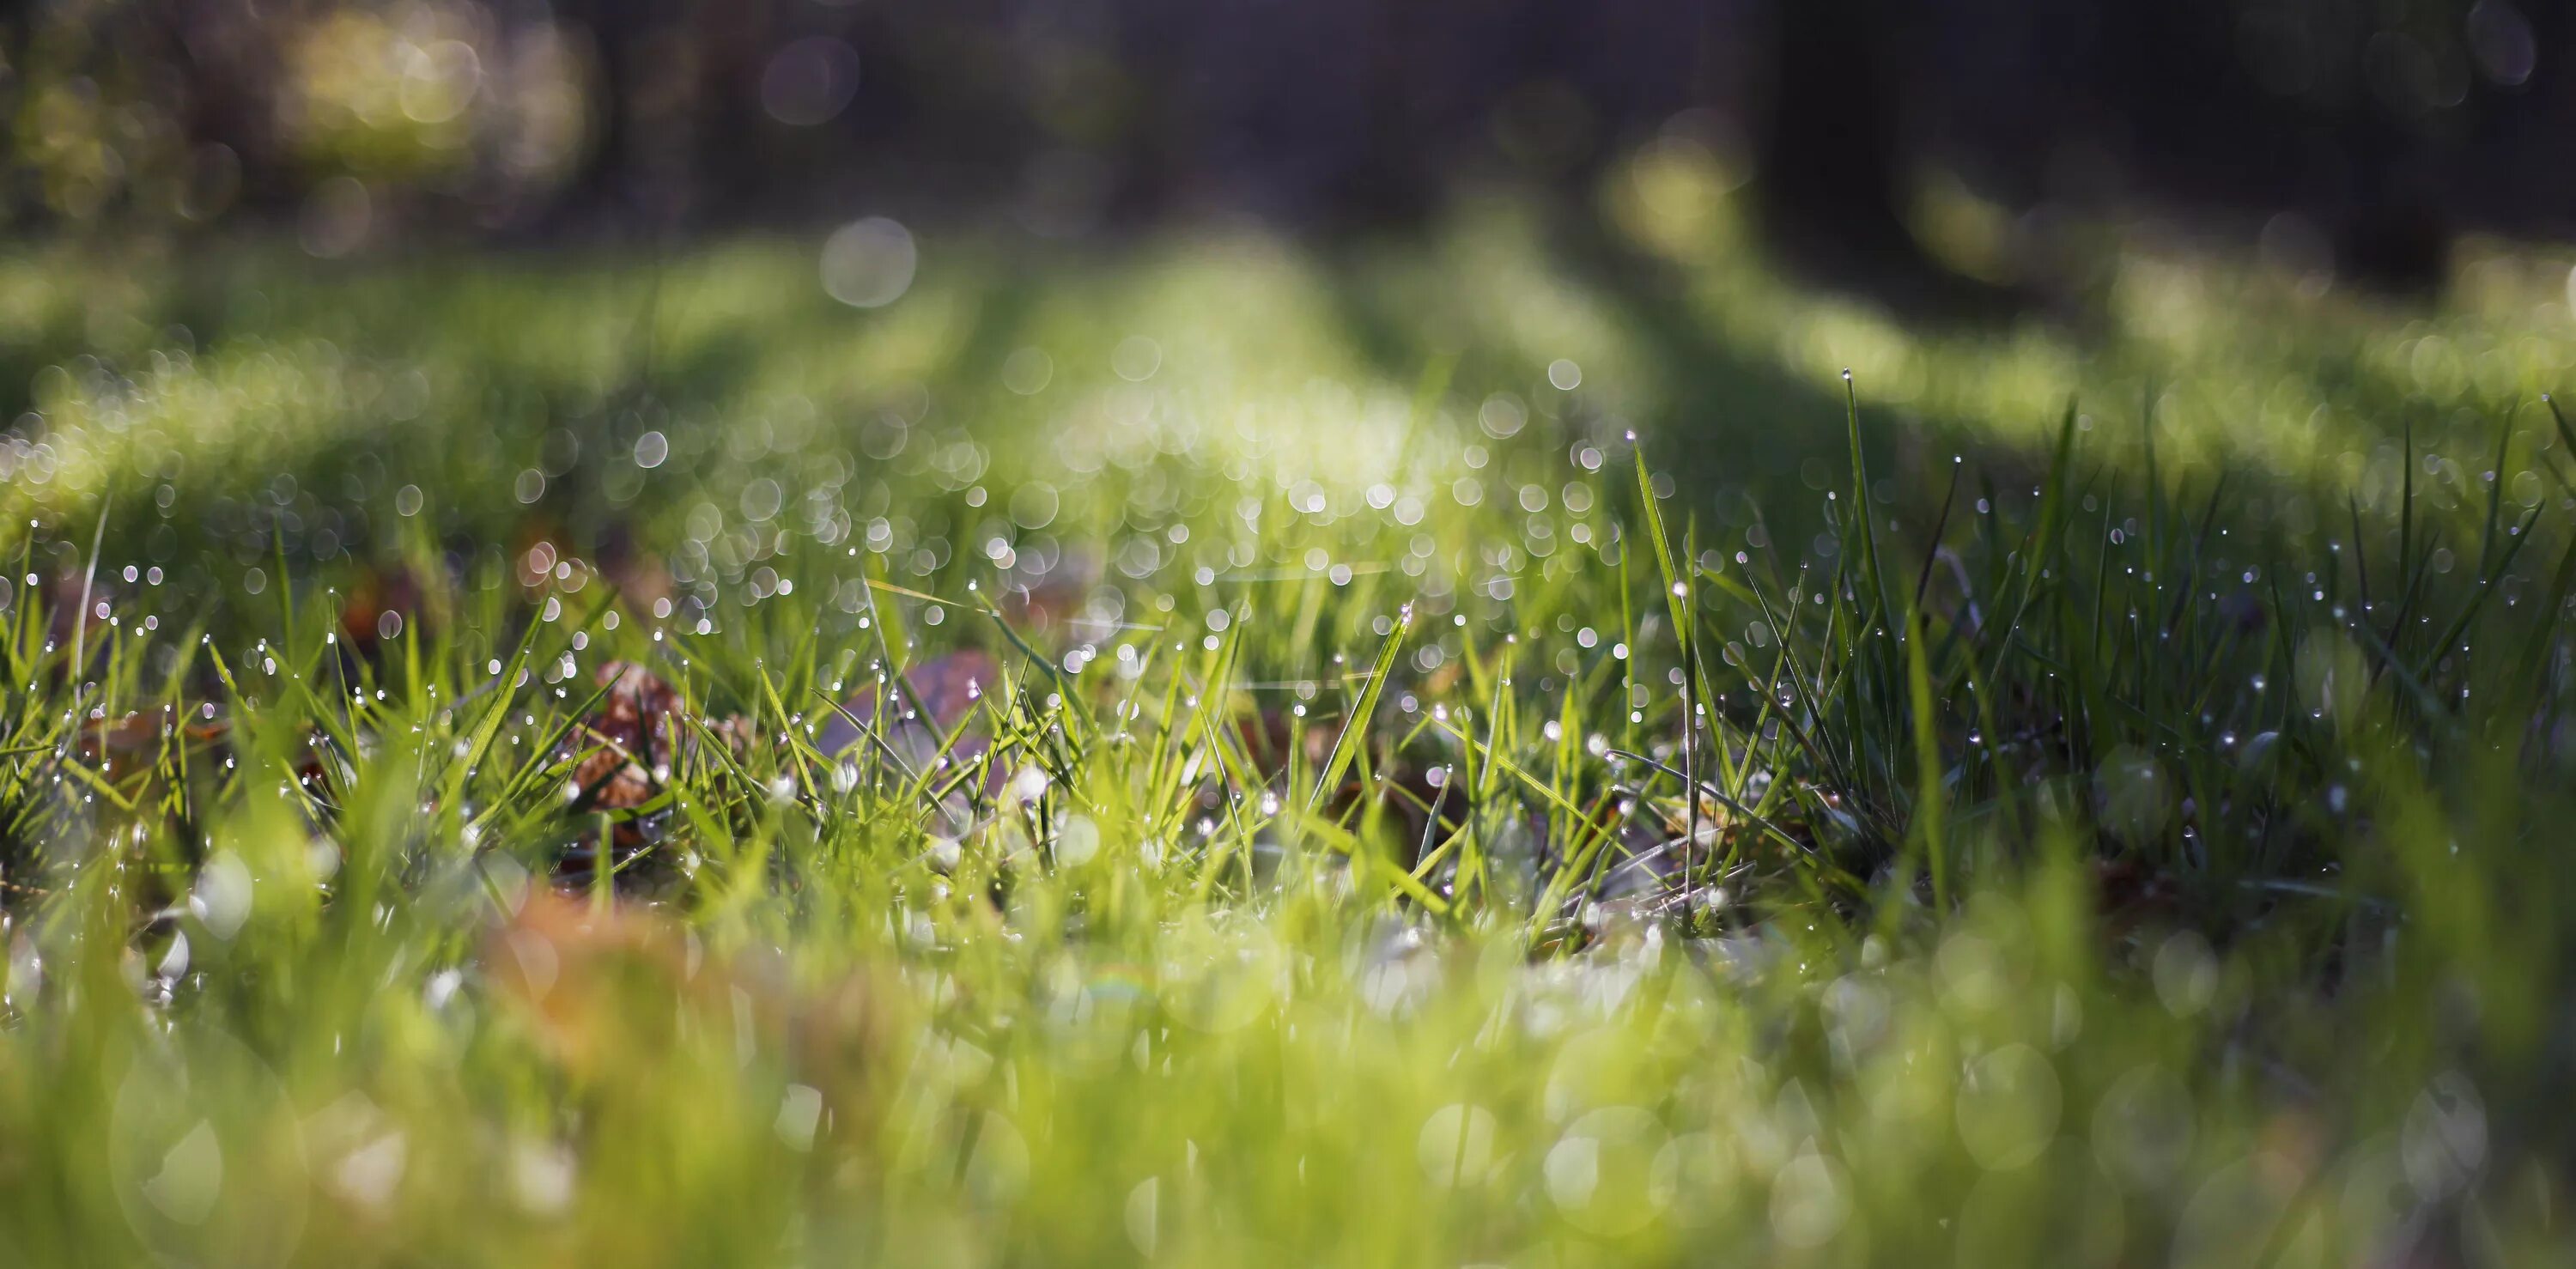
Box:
0 217 2573 1265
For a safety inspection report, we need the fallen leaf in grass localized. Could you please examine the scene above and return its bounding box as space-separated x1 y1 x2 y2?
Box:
338 565 427 659
817 648 1001 775
566 661 683 812
2092 856 2183 932
995 550 1102 641
1643 785 1742 855
1221 707 1461 863
64 710 237 868
554 661 754 889
77 708 223 781
486 891 902 1139
1230 707 1334 778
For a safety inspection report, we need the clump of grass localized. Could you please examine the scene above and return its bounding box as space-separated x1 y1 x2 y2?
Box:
0 232 2571 1266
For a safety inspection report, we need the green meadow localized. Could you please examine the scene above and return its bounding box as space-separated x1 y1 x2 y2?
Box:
3 178 2574 1265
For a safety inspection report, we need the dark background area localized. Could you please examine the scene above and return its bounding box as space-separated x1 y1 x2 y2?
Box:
6 0 2573 301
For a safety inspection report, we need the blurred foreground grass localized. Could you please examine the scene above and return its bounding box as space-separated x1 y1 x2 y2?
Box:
2 182 2575 1266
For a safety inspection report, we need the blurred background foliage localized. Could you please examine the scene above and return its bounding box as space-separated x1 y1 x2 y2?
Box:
4 0 2572 277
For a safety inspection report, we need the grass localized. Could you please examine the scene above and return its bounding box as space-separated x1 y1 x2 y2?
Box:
1 187 2573 1266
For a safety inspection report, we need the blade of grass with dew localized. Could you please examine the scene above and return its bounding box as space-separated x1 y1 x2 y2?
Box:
1304 604 1410 820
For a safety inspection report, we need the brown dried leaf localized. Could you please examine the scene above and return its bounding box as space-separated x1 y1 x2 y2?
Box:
486 892 901 1125
566 660 682 811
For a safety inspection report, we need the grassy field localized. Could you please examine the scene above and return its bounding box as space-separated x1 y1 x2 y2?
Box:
3 183 2574 1266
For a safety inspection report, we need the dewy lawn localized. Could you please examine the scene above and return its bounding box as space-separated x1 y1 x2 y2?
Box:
1 209 2573 1266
